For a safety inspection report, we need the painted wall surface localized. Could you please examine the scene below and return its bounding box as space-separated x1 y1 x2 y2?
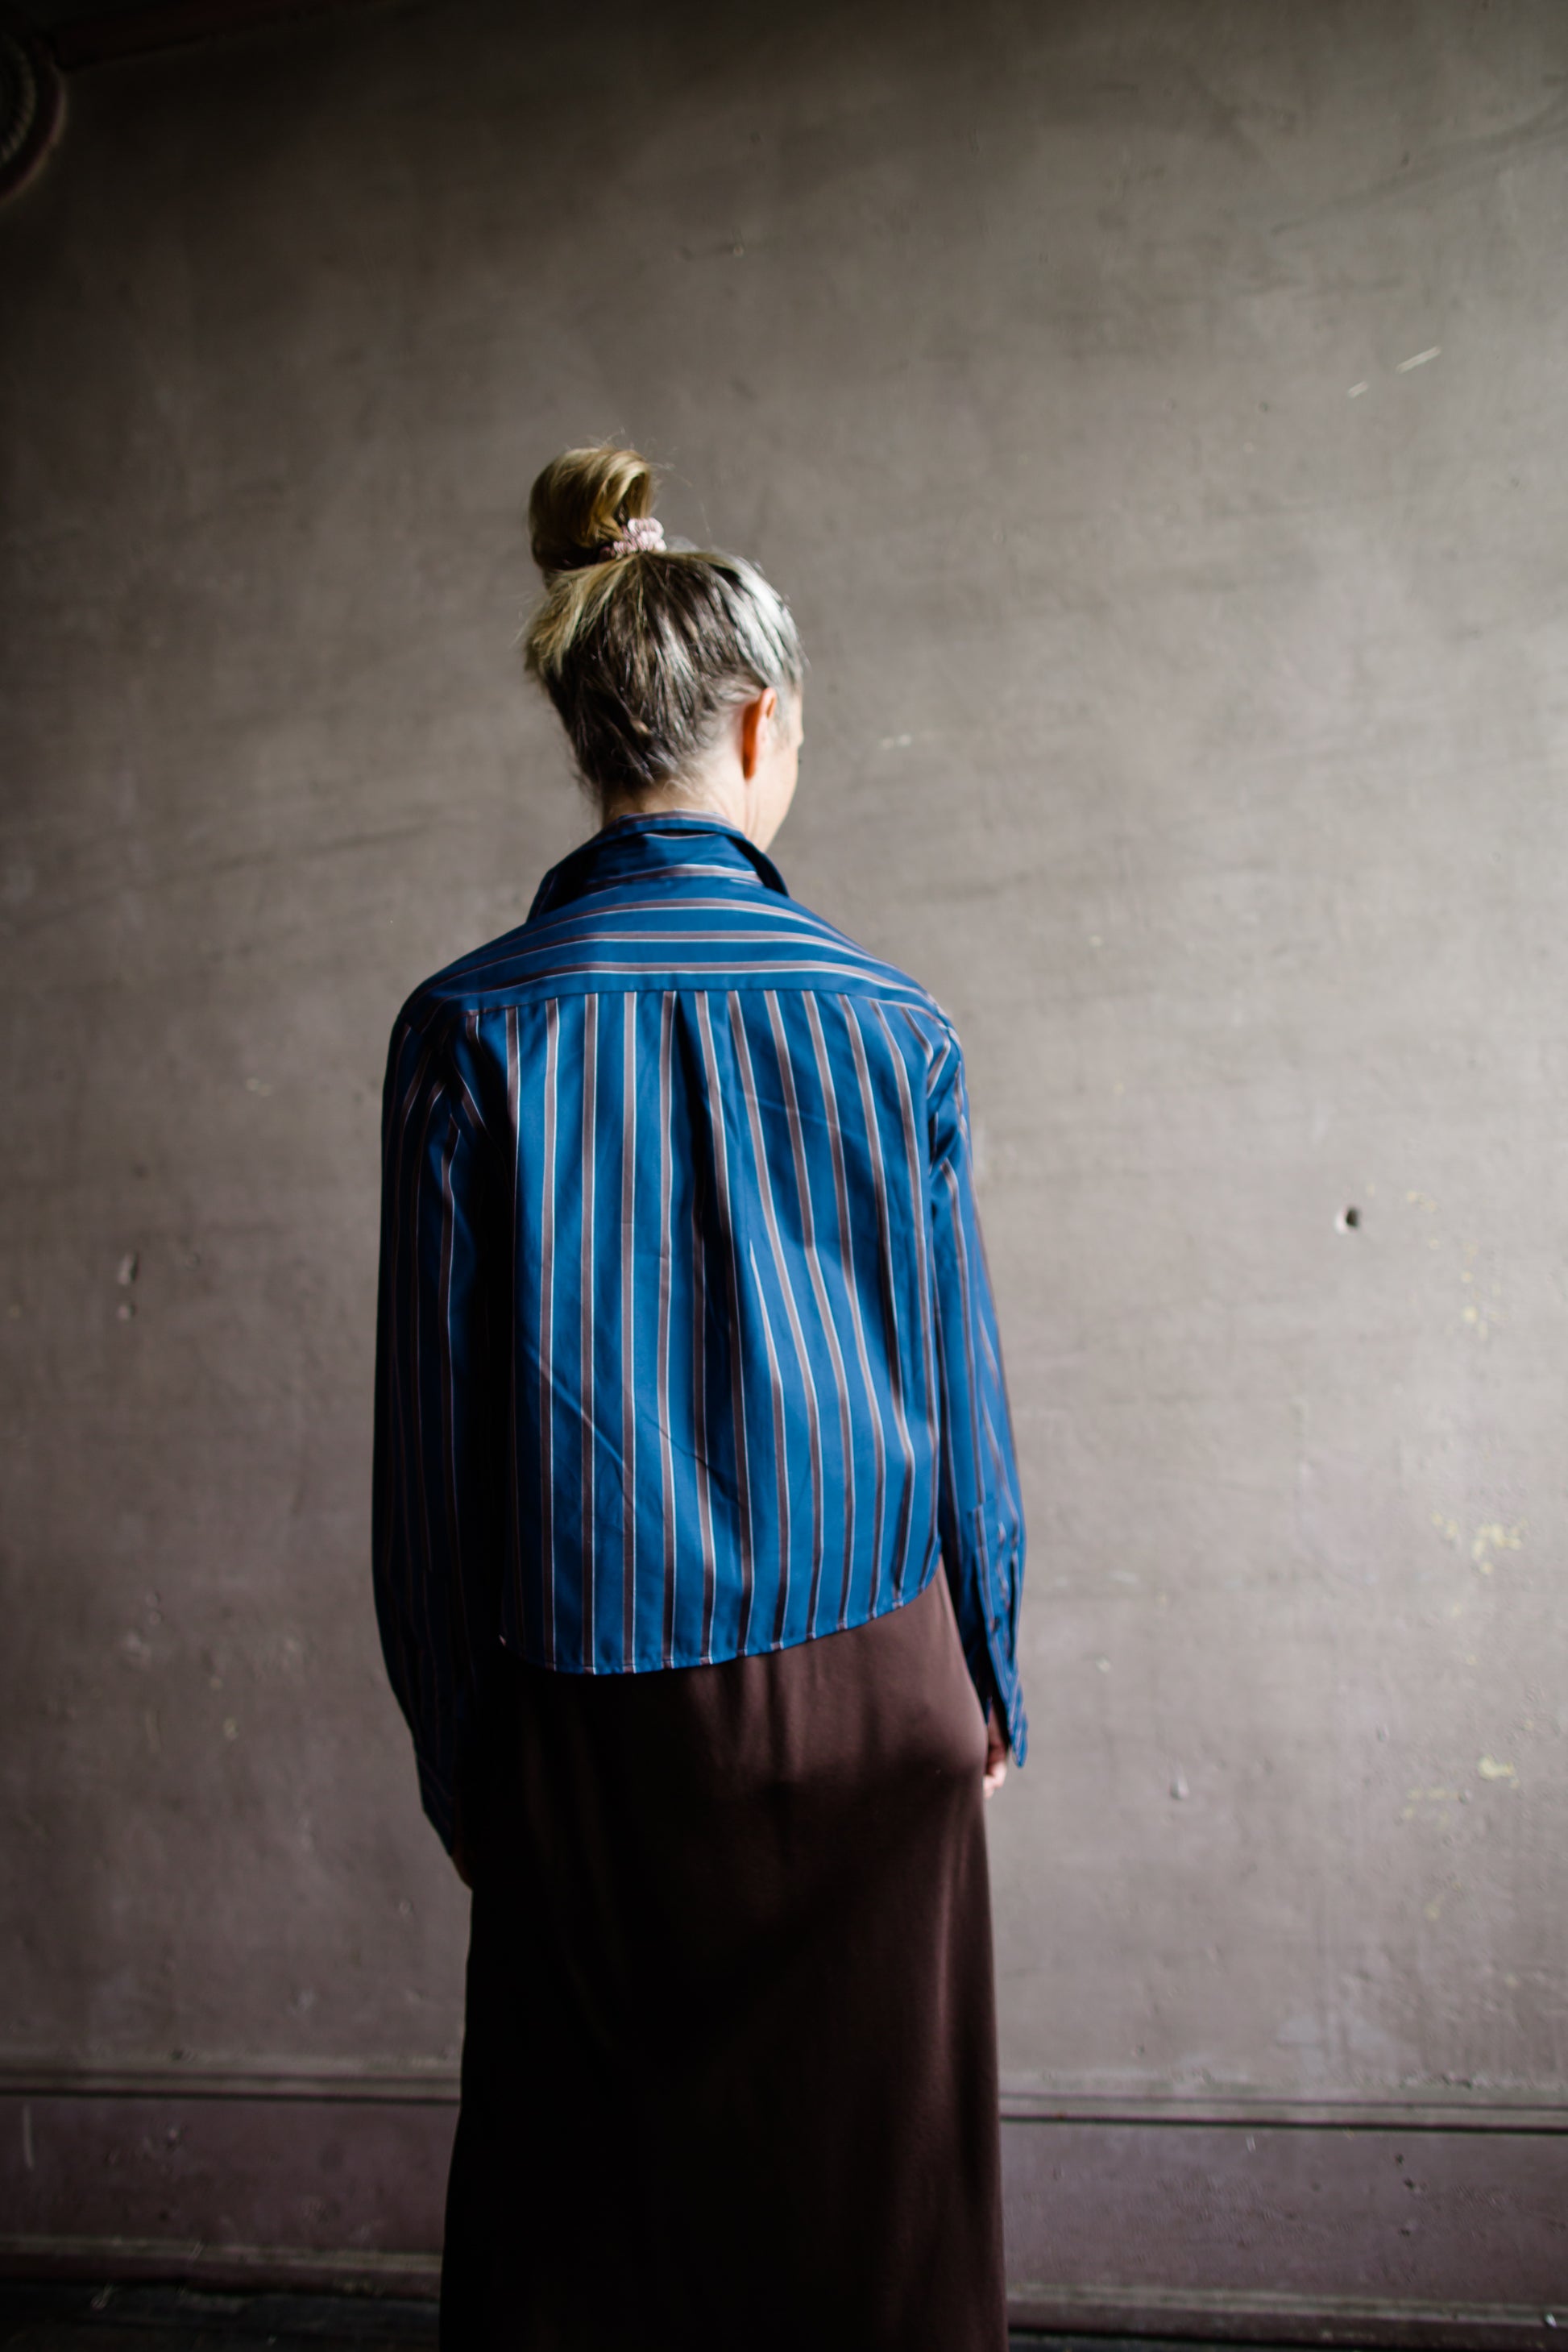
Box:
2 0 1565 2105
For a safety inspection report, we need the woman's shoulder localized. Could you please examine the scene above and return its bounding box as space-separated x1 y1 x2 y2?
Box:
385 886 964 1076
781 890 962 1044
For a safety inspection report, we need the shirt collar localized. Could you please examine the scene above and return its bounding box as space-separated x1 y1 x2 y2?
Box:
527 812 791 921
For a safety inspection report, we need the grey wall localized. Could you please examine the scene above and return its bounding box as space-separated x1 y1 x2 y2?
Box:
3 0 1566 2194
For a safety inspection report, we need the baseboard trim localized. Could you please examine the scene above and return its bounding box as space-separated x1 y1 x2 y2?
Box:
1007 2282 1564 2346
3 2058 1562 2133
3 2073 1564 2338
0 2243 1558 2346
0 2061 461 2107
0 2236 441 2296
1000 2088 1568 2134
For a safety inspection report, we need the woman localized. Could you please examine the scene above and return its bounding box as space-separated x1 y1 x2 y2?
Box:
373 445 1027 2352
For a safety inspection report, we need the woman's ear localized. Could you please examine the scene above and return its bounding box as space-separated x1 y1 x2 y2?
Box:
739 687 780 782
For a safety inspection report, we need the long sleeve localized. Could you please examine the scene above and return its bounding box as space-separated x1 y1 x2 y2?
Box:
372 1007 502 1852
927 1032 1028 1764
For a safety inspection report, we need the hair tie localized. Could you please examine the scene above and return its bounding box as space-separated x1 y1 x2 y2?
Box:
602 516 666 560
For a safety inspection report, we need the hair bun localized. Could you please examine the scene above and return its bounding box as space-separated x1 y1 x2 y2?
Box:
528 443 657 576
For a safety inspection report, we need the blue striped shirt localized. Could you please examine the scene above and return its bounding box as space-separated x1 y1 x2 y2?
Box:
373 813 1027 1851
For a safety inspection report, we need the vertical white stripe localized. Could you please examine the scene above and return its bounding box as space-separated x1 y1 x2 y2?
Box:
843 996 919 1598
765 989 856 1637
803 993 886 1624
872 999 940 1486
581 994 598 1666
539 1001 559 1665
437 1110 467 1659
938 1155 986 1524
691 1191 718 1660
620 993 637 1665
657 992 677 1666
729 993 822 1645
749 1239 791 1641
695 993 755 1650
504 1008 521 1611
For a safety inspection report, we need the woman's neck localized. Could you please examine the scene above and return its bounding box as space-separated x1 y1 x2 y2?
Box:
600 767 746 835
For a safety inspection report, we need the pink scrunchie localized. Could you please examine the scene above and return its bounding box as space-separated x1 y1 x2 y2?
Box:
603 516 666 560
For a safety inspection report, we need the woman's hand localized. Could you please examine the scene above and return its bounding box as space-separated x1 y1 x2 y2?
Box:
983 1705 1009 1799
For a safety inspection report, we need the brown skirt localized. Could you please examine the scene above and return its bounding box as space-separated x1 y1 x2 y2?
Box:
440 1571 1006 2352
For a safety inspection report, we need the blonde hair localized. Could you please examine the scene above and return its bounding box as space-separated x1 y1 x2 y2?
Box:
521 442 803 805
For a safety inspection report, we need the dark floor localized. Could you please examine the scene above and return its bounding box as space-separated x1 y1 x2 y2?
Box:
0 2281 1350 2352
0 2288 433 2352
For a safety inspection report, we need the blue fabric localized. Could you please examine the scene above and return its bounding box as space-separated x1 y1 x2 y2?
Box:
374 814 1027 1851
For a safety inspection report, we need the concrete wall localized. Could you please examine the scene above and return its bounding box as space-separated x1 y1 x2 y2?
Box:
3 0 1566 2321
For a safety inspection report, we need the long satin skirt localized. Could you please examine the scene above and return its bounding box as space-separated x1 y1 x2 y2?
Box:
439 1570 1006 2352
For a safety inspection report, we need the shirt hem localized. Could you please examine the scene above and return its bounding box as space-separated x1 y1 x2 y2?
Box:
498 1561 943 1679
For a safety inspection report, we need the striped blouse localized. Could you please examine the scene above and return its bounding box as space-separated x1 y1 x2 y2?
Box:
373 812 1027 1851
